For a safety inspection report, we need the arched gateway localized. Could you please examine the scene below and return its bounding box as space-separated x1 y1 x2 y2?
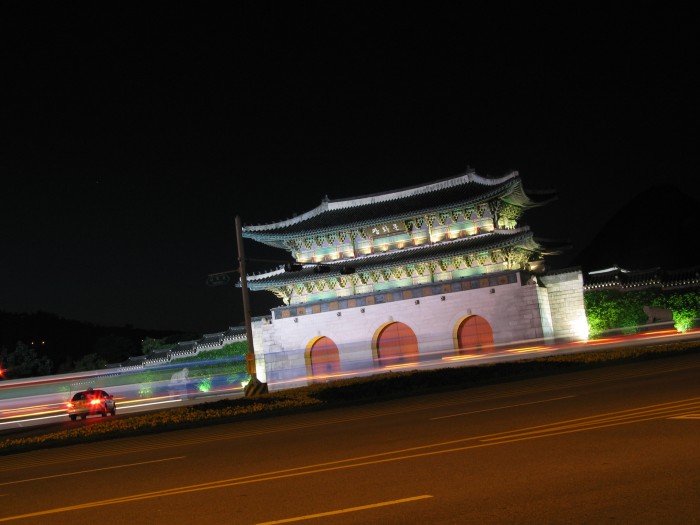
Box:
374 322 419 367
455 315 494 354
306 336 340 381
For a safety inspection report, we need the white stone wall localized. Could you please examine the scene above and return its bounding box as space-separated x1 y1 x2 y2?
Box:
535 280 555 343
252 271 574 391
538 269 587 342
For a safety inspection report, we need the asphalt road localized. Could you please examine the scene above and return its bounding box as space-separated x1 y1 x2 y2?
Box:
0 351 698 524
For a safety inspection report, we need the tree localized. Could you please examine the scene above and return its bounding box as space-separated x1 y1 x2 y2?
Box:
656 290 700 332
585 288 700 337
584 290 628 337
3 341 53 379
141 337 167 356
72 353 108 371
93 334 139 364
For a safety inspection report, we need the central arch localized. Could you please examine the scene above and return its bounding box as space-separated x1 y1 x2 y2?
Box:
374 321 419 367
454 315 494 354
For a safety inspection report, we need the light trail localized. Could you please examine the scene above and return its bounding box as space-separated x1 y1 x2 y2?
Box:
2 326 699 426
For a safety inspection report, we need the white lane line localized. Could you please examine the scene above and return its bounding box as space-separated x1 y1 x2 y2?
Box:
430 395 575 420
0 456 186 486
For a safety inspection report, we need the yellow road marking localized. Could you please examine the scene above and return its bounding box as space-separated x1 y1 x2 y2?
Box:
256 495 433 524
669 413 700 419
2 398 699 522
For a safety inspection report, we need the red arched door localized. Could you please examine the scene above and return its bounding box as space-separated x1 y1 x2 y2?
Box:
376 322 419 367
457 315 494 354
310 336 340 379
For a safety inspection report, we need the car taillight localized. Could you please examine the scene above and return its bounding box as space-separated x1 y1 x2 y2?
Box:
90 399 101 405
66 402 74 408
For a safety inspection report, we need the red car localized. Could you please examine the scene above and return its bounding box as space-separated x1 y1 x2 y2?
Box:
66 388 117 420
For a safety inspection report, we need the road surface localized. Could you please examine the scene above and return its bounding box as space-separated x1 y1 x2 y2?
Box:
0 351 698 524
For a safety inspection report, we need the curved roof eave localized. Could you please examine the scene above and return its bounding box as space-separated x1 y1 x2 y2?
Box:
242 172 553 247
242 169 494 232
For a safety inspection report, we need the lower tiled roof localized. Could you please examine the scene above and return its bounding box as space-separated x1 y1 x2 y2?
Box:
245 227 567 289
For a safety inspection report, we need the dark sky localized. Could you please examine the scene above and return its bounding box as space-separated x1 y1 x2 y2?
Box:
2 4 698 334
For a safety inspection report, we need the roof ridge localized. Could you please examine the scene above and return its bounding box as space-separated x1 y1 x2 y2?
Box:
243 170 518 233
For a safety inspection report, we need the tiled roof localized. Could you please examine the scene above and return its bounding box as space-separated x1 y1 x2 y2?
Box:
123 355 146 366
583 265 700 291
244 227 566 289
223 326 247 338
175 341 197 352
199 333 223 344
241 170 556 246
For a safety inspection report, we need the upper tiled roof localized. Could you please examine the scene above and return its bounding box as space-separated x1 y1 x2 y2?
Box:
244 227 566 289
242 170 556 246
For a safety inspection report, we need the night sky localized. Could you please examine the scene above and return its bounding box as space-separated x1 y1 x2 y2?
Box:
2 4 698 335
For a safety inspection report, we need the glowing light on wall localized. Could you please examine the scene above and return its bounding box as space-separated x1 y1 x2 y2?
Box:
573 316 590 341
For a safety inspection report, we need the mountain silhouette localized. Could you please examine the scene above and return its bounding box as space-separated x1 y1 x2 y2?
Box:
568 183 700 273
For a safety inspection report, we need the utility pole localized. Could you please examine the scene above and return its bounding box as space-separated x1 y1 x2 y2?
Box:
235 215 268 397
209 217 354 396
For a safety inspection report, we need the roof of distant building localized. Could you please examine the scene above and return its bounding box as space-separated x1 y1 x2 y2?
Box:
583 265 700 291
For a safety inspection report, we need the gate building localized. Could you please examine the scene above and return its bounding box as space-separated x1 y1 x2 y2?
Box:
241 169 587 389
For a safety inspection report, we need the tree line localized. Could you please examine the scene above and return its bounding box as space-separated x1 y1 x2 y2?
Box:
0 311 197 379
